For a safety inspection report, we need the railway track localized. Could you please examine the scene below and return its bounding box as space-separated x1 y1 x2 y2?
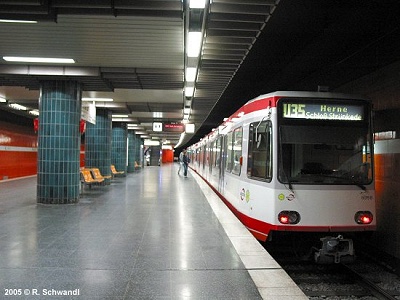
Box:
341 263 398 300
278 260 400 299
263 238 400 300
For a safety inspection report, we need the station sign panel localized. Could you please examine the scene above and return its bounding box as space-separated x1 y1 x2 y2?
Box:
81 102 96 124
153 122 162 132
185 123 195 133
163 123 184 133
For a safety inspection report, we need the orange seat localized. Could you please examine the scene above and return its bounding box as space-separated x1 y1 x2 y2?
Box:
90 168 112 181
134 161 142 170
111 164 124 176
80 169 104 188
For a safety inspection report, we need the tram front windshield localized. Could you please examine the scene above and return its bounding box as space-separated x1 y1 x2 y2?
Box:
278 105 373 186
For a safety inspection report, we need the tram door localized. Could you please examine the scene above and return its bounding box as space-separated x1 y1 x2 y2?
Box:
218 135 227 193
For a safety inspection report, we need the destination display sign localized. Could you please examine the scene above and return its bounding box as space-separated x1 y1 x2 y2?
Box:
282 102 364 121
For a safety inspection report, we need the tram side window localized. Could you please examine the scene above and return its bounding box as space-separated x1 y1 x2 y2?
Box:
247 121 272 181
232 127 243 176
225 131 234 173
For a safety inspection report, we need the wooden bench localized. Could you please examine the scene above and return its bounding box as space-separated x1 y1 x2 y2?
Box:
80 169 105 189
90 167 112 182
111 164 124 177
134 161 142 170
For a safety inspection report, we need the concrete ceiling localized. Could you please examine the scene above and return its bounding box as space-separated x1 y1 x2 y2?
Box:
1 0 400 149
0 0 279 147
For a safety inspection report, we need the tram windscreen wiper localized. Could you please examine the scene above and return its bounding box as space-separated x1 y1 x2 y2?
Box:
309 173 367 191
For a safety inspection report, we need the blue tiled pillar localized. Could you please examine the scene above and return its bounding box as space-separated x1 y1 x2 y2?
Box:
127 131 135 173
136 136 144 166
127 132 142 172
85 109 112 180
37 80 82 204
112 123 127 175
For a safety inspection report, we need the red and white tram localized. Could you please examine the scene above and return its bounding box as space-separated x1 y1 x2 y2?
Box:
188 91 376 263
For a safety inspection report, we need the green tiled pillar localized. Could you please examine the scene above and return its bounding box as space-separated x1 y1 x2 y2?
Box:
85 109 112 180
112 123 127 175
37 80 82 204
136 136 144 166
127 131 135 173
127 132 142 172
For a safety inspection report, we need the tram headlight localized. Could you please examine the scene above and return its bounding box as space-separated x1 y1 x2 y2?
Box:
354 211 373 224
278 211 300 224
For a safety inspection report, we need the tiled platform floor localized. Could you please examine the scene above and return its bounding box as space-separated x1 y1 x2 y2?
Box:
0 164 307 300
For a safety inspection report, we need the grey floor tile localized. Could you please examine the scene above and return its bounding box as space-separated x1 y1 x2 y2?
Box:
0 164 262 299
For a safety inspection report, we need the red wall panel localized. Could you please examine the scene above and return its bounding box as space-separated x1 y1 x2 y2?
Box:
0 121 38 180
0 120 87 180
162 149 174 163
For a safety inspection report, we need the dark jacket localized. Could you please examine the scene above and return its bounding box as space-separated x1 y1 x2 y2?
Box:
182 154 190 165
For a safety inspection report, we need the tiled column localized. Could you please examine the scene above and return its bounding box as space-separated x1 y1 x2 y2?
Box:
112 123 127 175
136 136 144 166
37 80 82 204
127 131 135 173
85 109 112 181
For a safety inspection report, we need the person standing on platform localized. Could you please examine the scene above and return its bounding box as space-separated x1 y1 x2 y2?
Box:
178 150 184 175
182 149 190 177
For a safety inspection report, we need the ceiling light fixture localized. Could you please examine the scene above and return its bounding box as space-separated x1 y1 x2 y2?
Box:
82 97 113 102
0 19 37 24
29 110 39 116
0 96 6 103
185 67 197 82
187 32 203 58
3 56 75 64
9 103 27 110
185 86 194 98
189 0 206 9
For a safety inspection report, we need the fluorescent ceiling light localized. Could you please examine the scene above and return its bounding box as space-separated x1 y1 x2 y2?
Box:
0 96 6 103
112 114 129 118
190 0 206 9
0 19 37 23
187 32 202 57
185 67 197 82
184 107 191 114
185 86 194 97
9 103 27 110
82 97 113 102
128 125 144 130
3 56 75 64
29 110 39 116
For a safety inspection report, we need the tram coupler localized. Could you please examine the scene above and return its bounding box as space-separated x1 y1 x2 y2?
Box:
314 235 355 264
